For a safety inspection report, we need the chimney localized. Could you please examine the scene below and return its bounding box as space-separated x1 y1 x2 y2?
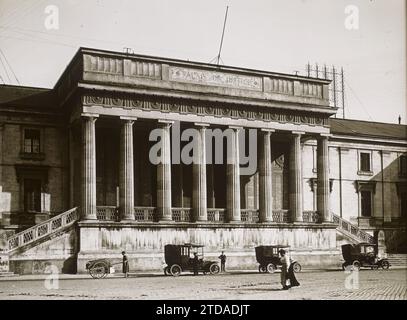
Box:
398 115 401 125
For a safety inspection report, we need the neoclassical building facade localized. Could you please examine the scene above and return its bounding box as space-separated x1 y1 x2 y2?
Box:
0 48 405 274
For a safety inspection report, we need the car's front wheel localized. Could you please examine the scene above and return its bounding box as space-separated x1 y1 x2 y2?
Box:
380 260 390 270
209 263 220 275
292 262 302 273
170 264 182 277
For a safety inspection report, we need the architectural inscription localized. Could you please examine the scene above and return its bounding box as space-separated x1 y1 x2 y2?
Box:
169 66 262 91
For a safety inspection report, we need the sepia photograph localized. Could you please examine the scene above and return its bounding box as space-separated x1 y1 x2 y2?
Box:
0 0 406 306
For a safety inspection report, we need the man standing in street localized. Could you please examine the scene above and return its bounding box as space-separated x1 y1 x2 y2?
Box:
193 252 199 276
122 251 129 278
218 251 226 273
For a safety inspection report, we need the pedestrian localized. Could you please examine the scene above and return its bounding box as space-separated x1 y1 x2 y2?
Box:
287 262 300 288
279 249 290 290
218 251 226 273
122 251 129 278
193 252 199 276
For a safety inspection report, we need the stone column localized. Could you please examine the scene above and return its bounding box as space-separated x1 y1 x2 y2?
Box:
289 131 304 223
157 120 173 221
119 117 136 221
259 129 274 222
227 126 241 222
193 123 209 221
317 135 331 223
81 114 98 220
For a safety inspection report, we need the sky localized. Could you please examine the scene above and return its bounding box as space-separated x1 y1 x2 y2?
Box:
0 0 405 124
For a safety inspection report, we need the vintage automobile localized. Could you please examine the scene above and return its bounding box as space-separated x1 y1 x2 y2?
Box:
255 245 302 273
341 243 390 270
163 243 220 276
85 258 114 279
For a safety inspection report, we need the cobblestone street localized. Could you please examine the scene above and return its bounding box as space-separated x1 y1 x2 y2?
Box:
0 269 405 300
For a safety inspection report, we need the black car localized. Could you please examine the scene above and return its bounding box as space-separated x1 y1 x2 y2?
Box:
255 245 302 273
163 243 220 276
341 243 390 270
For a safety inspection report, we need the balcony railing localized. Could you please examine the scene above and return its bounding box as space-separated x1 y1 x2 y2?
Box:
7 208 78 252
241 209 259 223
272 210 290 223
134 207 155 222
172 208 191 222
207 208 226 222
96 206 119 221
303 211 320 223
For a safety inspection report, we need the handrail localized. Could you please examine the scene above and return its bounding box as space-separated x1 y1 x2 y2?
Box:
7 207 79 253
332 214 374 243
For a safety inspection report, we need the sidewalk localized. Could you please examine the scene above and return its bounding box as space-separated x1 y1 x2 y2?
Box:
0 266 405 282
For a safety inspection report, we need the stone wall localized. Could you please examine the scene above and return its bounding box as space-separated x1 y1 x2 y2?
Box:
0 123 68 223
8 226 78 274
77 222 339 272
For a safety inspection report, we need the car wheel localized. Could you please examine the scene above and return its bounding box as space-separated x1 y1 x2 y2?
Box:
381 260 390 270
209 263 220 275
266 263 275 273
293 262 302 273
170 264 182 277
352 260 361 271
89 262 107 279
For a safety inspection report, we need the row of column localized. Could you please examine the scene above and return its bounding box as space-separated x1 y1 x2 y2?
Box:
80 115 331 223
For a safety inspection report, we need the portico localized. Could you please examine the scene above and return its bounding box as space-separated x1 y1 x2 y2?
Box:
56 48 339 271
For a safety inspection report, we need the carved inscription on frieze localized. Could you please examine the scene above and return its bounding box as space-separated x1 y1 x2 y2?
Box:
169 66 262 91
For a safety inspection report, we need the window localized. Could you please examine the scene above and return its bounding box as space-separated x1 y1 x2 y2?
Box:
360 152 371 172
400 155 407 177
24 179 41 212
24 129 40 154
361 190 372 217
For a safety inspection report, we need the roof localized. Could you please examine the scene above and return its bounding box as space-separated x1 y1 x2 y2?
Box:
330 118 407 140
0 84 55 108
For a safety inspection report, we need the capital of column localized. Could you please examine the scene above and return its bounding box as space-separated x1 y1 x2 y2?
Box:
194 123 210 128
81 113 99 120
291 130 305 136
120 116 137 123
260 128 275 133
158 119 174 127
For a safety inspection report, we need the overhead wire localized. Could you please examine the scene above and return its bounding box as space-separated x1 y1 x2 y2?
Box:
0 48 20 84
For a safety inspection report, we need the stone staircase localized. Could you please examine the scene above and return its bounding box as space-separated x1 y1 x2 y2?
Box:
386 254 407 267
0 208 79 274
333 214 375 244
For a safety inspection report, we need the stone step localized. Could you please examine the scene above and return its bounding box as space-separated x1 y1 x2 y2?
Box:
386 256 407 266
0 272 17 277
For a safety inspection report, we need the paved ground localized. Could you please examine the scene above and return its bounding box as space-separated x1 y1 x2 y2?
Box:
0 269 405 300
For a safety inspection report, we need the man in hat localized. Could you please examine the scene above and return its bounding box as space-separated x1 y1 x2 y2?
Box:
122 251 129 278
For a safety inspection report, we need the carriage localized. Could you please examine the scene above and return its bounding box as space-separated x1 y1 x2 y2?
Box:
255 245 302 273
85 258 115 279
341 243 390 270
163 243 220 276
